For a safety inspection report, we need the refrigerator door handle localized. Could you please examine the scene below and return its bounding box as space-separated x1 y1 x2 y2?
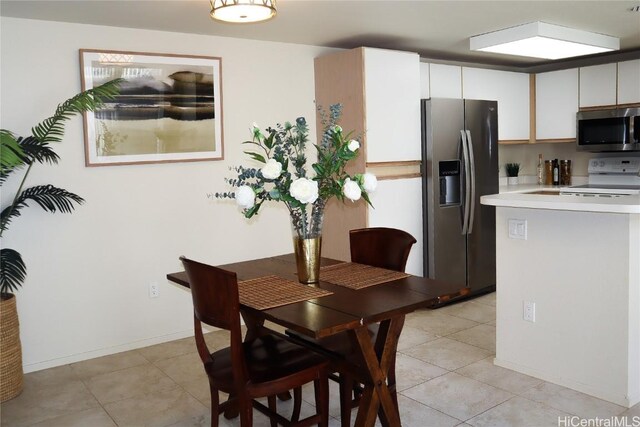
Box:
460 130 471 235
465 130 476 235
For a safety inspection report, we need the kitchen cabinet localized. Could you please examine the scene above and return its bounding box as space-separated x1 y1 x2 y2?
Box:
579 63 617 108
618 59 640 105
535 68 578 141
462 67 530 143
314 47 422 261
428 63 462 99
419 62 430 99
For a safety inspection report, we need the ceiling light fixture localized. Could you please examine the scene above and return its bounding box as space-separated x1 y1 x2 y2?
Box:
470 22 620 60
209 0 276 23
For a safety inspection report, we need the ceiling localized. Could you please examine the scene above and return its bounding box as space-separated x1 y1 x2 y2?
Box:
2 0 639 71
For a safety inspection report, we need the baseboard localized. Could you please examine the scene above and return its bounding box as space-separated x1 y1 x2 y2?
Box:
23 329 196 374
493 357 638 408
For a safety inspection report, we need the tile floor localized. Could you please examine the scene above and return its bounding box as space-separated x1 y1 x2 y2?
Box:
2 292 639 427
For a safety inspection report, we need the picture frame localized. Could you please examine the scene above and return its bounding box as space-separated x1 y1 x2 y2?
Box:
79 49 223 166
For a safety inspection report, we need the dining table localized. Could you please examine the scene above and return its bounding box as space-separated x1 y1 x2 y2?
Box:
167 253 469 427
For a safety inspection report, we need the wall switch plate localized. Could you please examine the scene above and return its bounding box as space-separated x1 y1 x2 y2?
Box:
149 282 160 298
523 301 536 322
508 219 527 240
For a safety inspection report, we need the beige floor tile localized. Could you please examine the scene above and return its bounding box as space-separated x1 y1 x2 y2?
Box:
104 387 208 427
203 329 233 352
448 324 496 353
485 319 497 326
394 353 448 391
468 396 569 427
0 377 99 426
402 372 513 421
395 395 461 427
302 379 346 419
472 292 496 307
456 357 543 394
85 364 179 405
403 338 492 371
136 336 197 364
521 382 626 419
621 401 640 417
155 352 208 386
439 301 496 324
70 350 149 379
405 311 479 336
397 325 439 351
181 376 213 407
29 407 117 427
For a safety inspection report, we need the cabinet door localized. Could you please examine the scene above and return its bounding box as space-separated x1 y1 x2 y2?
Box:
429 64 462 99
618 59 640 105
579 63 617 107
462 67 530 142
536 69 578 140
367 177 423 276
364 48 421 162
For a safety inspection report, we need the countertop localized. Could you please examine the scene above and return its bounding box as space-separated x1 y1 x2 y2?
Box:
481 184 640 214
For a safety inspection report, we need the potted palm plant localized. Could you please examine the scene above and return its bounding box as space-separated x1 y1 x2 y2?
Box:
0 80 120 402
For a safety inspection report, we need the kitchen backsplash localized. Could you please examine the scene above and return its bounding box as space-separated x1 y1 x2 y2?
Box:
499 142 593 177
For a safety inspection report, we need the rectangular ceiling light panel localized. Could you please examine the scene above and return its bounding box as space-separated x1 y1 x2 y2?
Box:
470 22 620 60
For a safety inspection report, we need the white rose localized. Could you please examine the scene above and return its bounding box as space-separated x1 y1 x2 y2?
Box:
261 158 282 180
343 178 362 202
363 173 377 193
347 139 360 152
289 178 319 204
235 185 255 209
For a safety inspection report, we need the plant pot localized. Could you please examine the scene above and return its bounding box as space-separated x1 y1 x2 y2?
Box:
0 294 23 402
507 176 519 185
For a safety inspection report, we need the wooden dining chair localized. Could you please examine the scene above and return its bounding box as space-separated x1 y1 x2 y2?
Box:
286 227 416 427
180 256 330 427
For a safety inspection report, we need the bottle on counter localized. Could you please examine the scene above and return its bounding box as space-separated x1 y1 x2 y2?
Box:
552 159 560 186
560 160 572 186
537 154 544 185
544 160 553 185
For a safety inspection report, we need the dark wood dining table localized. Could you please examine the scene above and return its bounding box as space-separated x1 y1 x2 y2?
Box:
167 253 468 427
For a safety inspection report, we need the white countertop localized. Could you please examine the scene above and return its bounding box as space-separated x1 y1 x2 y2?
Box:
481 184 640 214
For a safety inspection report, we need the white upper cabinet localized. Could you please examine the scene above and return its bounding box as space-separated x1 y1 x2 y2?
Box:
579 63 617 108
428 64 462 99
363 48 421 163
462 67 530 141
617 59 640 105
419 62 430 99
536 69 578 140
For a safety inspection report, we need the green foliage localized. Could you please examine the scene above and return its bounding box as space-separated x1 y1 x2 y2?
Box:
505 162 521 177
0 79 122 296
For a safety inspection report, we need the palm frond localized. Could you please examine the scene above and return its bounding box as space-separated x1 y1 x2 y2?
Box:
0 248 26 295
1 185 84 233
0 130 25 174
31 79 122 145
18 136 60 165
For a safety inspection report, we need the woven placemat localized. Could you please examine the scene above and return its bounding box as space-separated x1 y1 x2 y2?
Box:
238 275 333 310
320 262 411 290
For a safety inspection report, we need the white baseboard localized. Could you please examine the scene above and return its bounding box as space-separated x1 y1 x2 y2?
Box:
493 357 637 408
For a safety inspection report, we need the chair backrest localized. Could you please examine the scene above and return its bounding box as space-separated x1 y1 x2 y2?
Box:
349 227 417 272
180 256 248 382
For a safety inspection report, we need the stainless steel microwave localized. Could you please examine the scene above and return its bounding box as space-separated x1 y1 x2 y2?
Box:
577 107 640 152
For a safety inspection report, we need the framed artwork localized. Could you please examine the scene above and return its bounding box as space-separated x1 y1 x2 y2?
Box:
80 49 223 166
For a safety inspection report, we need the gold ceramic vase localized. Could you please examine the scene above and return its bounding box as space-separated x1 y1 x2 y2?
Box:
293 236 322 284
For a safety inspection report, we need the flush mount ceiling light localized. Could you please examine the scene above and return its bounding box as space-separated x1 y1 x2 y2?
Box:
209 0 276 23
470 22 619 60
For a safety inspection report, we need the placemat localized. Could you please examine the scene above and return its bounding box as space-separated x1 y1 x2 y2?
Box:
320 262 411 290
238 275 333 310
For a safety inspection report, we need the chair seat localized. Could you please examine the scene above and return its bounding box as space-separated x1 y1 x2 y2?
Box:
209 334 328 392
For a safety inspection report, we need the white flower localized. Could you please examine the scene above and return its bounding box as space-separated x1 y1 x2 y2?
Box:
261 159 282 180
334 125 342 133
343 178 362 202
347 139 360 152
362 173 377 193
235 185 255 209
252 122 259 130
289 178 319 204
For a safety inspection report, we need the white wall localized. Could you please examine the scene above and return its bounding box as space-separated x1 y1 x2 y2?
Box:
0 17 335 372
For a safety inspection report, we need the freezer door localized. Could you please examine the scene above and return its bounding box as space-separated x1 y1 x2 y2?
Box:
422 98 467 287
464 100 498 291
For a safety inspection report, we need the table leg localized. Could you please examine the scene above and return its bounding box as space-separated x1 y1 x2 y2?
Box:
351 315 405 427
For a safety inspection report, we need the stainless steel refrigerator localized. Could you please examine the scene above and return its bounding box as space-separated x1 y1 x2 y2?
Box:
421 98 498 297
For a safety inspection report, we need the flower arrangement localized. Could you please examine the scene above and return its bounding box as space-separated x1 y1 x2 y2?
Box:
216 104 376 240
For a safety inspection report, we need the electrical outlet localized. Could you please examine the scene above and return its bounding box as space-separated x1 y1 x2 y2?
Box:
508 219 527 240
149 282 160 298
523 301 535 322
